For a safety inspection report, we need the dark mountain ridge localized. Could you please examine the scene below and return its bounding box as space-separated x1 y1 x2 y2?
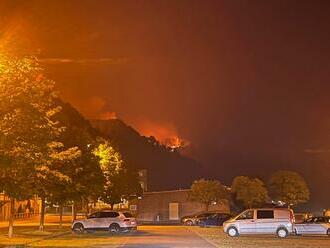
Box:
59 101 202 191
91 119 203 191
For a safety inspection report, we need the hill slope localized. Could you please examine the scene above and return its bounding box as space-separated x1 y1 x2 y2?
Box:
58 102 202 191
91 119 203 191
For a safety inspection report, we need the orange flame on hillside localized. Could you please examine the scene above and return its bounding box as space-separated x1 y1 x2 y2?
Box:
133 119 188 150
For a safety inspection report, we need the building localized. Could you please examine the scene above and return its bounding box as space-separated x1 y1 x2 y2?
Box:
0 192 40 221
135 189 230 223
138 169 148 192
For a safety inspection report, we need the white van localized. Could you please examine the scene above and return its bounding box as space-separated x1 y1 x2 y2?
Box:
223 208 294 238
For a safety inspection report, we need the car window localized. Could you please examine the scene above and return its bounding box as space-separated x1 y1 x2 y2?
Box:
315 217 327 223
214 213 221 218
123 212 133 218
217 213 227 219
257 210 274 219
305 218 314 223
219 213 231 218
237 210 254 220
88 212 100 219
99 212 119 218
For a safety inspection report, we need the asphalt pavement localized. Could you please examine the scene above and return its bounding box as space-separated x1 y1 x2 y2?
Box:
119 226 215 248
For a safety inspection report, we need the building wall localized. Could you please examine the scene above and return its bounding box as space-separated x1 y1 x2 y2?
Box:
0 193 40 221
136 189 230 223
138 169 148 192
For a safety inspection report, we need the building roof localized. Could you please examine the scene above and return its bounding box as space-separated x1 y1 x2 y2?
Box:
143 189 191 195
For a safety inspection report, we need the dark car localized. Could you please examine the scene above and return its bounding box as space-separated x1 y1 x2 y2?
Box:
181 212 218 226
198 213 232 227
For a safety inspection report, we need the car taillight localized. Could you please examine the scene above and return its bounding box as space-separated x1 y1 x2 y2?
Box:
290 211 294 222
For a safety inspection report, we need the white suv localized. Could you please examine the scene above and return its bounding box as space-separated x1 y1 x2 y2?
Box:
72 210 137 233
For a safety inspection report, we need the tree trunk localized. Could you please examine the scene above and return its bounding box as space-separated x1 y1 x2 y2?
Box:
205 203 209 212
110 203 114 210
59 204 63 228
71 201 76 221
86 201 90 216
39 196 45 231
8 198 15 238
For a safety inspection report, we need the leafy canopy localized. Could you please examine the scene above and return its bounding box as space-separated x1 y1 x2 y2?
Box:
231 176 268 208
93 139 142 207
269 170 309 206
0 54 80 200
189 178 228 211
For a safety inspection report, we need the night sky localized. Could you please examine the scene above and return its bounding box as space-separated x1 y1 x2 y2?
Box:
1 0 330 209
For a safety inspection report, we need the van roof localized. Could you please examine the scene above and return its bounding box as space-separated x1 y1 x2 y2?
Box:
247 208 291 211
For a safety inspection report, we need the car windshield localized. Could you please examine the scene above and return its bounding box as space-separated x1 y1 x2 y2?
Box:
305 217 321 223
236 210 254 220
123 212 133 218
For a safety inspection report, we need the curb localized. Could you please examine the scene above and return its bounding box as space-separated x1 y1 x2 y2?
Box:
24 230 72 247
186 227 218 248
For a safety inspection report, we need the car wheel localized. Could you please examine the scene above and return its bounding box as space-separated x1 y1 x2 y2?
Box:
185 220 193 226
227 226 239 237
109 223 121 234
199 222 206 228
276 227 288 238
72 223 85 234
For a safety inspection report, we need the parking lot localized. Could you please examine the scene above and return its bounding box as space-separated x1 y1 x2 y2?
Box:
34 225 329 248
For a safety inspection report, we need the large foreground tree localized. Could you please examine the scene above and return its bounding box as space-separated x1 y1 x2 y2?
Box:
0 54 79 234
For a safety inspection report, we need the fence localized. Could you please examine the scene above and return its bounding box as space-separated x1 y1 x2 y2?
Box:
13 212 39 220
0 212 39 221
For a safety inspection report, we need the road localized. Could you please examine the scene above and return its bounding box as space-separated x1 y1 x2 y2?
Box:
120 226 215 248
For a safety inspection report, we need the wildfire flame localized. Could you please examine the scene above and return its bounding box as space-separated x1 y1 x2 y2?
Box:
163 136 188 150
133 119 189 150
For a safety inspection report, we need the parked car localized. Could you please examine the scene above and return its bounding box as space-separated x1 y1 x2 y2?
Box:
181 212 216 226
72 210 137 234
294 213 312 224
294 216 330 236
223 208 295 238
198 213 232 227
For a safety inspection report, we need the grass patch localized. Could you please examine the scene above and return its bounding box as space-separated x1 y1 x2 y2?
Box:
188 226 330 248
0 215 71 247
0 215 127 247
31 232 127 247
0 226 70 246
